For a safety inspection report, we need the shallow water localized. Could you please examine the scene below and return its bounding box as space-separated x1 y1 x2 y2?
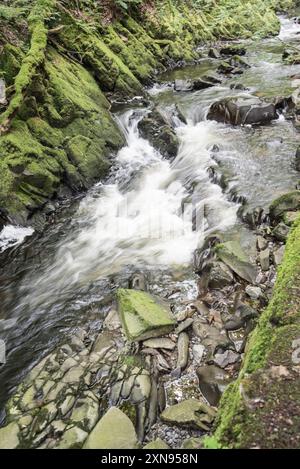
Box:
0 16 299 413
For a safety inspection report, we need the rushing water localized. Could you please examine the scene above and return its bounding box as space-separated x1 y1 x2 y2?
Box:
0 16 300 413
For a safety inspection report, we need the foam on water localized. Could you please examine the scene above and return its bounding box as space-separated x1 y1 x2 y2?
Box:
0 225 34 253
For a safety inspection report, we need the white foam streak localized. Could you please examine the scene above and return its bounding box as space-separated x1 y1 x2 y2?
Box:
0 225 34 252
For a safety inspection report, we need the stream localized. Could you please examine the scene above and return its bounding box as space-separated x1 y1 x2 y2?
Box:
0 15 300 417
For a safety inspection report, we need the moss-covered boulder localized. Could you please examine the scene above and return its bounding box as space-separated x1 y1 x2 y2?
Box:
269 191 300 222
214 241 257 283
83 407 138 449
117 289 176 342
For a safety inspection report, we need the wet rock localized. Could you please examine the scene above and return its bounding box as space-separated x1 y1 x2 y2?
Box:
207 96 277 126
57 426 88 449
93 331 115 355
70 397 99 431
259 248 270 271
273 245 285 266
196 365 229 406
228 55 250 69
272 222 290 242
208 48 220 59
214 349 240 369
60 395 76 416
0 422 20 449
220 45 246 57
243 206 265 228
138 108 179 159
142 338 176 350
245 285 262 300
117 289 176 342
283 49 300 65
230 83 249 91
215 240 257 283
269 191 300 221
218 61 235 74
175 318 194 334
103 309 121 331
207 261 234 289
144 438 170 449
160 399 216 431
174 79 194 92
176 332 189 371
62 365 85 384
237 303 258 322
83 407 138 449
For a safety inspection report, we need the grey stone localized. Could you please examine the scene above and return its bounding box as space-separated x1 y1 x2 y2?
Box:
103 309 121 331
197 365 229 406
272 222 290 242
175 318 194 334
245 285 262 300
215 241 257 283
257 236 268 251
160 399 216 431
177 332 189 370
142 338 176 350
192 344 205 363
214 350 240 368
83 407 138 449
273 245 285 266
259 248 270 271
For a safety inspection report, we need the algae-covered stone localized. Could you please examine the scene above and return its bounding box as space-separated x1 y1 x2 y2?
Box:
117 289 176 341
269 191 300 221
215 241 257 283
160 399 216 431
0 422 20 449
83 407 138 449
144 438 170 449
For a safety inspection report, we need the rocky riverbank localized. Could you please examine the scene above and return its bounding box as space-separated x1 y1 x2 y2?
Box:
0 0 294 230
1 0 300 451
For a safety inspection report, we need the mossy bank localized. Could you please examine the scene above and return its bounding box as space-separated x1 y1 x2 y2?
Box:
0 0 294 227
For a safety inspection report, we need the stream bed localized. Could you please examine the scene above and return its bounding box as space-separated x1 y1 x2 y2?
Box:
0 15 300 430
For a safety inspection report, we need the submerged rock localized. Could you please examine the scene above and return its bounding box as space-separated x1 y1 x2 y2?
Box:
138 108 179 159
160 399 216 431
207 96 277 126
117 289 176 342
83 407 138 449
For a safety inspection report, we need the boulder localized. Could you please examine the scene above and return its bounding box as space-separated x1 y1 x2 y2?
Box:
214 241 257 283
220 45 246 57
269 191 300 221
138 109 179 159
160 399 216 431
117 289 176 342
207 96 277 126
83 407 138 449
174 76 221 92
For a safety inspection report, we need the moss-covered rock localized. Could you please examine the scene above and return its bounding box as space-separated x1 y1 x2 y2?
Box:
214 241 258 283
117 288 176 341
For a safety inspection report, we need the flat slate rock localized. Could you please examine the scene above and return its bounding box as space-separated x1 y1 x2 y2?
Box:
83 407 138 449
160 399 216 431
117 289 176 342
142 337 176 350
